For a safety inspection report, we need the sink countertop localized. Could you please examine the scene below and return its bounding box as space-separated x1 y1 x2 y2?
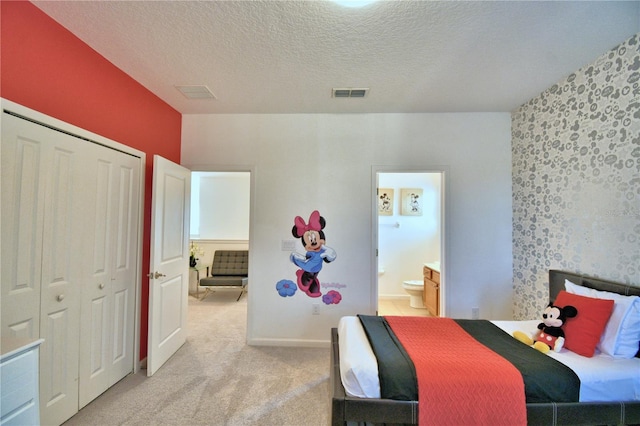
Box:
424 261 440 273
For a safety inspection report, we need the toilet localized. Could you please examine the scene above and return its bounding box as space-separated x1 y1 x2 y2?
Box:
402 280 425 308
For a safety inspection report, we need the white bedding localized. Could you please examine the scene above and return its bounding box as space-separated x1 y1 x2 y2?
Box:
337 316 382 398
338 316 640 402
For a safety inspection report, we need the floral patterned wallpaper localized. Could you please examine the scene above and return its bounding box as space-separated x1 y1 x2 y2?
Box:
511 33 640 319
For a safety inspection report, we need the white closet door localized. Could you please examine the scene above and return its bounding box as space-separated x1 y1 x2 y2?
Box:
78 150 113 406
2 110 141 425
108 153 139 386
1 113 89 426
78 147 139 408
38 127 89 426
1 114 46 340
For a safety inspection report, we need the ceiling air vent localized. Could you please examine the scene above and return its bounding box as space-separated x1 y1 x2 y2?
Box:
175 85 216 99
332 88 369 98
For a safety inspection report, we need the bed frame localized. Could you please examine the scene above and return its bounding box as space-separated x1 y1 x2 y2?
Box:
330 270 640 425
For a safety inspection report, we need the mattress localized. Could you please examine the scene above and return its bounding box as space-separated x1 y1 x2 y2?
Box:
338 316 640 402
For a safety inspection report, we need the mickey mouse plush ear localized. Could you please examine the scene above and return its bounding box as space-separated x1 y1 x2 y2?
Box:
563 305 578 318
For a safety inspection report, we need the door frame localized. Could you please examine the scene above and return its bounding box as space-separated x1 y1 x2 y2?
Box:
182 164 256 343
371 165 449 317
2 99 146 374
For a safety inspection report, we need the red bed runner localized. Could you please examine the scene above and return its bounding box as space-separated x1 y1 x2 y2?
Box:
385 316 526 426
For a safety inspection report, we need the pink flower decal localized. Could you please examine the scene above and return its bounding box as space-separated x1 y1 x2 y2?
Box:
322 290 342 305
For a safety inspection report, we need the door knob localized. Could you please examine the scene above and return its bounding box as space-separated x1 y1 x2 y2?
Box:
147 271 166 279
57 294 65 302
99 283 105 289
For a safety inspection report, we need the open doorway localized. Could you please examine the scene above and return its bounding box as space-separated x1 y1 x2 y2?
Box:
189 171 251 299
374 169 445 317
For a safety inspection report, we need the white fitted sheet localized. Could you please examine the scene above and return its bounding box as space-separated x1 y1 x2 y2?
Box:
338 316 640 402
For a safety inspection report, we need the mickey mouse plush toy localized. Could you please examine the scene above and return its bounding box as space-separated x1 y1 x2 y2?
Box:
290 210 336 298
513 303 577 354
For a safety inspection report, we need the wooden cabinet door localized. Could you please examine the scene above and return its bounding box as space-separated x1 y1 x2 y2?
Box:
423 267 440 316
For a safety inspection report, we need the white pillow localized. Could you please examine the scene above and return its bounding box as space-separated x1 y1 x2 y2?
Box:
565 279 640 358
564 279 591 297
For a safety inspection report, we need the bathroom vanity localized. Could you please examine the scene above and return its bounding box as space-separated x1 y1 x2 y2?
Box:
423 262 440 316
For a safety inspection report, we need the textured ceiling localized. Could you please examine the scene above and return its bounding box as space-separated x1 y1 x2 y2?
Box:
33 1 640 114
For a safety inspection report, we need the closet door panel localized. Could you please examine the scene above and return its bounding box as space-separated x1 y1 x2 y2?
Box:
88 297 109 373
79 155 113 408
109 158 139 386
1 116 45 340
115 165 135 270
39 309 75 423
39 132 87 426
79 149 139 405
77 293 109 409
91 160 113 277
14 142 43 296
111 288 129 365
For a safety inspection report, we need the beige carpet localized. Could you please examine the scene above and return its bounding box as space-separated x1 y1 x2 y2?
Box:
64 290 330 426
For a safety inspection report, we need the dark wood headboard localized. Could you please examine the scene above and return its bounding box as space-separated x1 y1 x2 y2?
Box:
549 269 640 302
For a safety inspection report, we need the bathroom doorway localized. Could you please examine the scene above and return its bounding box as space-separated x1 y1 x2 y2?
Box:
373 168 445 317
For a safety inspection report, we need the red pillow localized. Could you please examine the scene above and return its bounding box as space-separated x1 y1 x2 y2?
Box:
554 291 614 357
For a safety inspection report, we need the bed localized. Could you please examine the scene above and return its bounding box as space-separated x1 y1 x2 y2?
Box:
330 270 640 425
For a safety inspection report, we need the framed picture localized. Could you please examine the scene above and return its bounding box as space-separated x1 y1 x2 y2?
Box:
377 188 394 216
400 188 423 216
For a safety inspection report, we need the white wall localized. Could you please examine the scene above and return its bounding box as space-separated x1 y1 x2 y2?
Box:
191 172 250 240
182 113 513 346
378 172 441 297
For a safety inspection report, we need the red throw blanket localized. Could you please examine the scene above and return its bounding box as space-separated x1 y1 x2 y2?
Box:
385 316 527 426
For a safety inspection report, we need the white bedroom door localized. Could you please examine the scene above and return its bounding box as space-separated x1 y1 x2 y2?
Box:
147 155 191 376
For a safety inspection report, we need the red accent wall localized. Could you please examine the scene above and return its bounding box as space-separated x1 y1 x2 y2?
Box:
1 1 183 360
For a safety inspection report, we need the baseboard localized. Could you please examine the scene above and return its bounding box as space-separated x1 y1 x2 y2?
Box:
248 337 330 348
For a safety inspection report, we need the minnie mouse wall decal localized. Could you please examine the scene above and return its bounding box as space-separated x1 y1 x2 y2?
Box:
290 210 337 298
